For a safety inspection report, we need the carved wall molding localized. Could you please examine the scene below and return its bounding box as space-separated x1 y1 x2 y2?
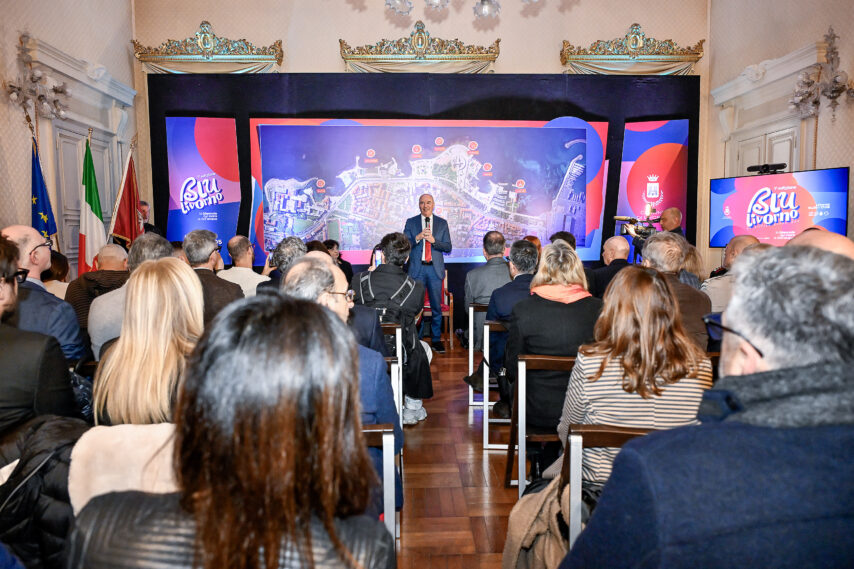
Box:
561 24 704 75
340 21 499 73
133 21 283 74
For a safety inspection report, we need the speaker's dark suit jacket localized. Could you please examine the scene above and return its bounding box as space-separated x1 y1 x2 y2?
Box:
0 324 78 439
404 214 452 280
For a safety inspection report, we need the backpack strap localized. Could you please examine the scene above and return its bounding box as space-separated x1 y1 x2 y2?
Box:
359 272 376 303
390 276 416 308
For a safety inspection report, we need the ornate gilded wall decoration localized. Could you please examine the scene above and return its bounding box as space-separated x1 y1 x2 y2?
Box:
133 21 283 74
340 21 499 73
561 24 704 75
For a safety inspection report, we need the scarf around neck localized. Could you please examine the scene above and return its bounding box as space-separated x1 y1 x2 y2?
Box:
530 283 591 304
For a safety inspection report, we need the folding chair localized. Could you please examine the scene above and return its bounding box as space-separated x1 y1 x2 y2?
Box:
482 319 510 450
380 323 403 426
505 355 576 497
361 423 397 537
562 424 654 547
467 303 489 406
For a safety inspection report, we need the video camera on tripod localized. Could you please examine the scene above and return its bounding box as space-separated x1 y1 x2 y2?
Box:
614 206 661 239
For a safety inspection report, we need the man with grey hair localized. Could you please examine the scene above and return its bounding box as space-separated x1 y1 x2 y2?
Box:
563 245 854 568
183 229 243 325
65 243 129 330
701 234 760 313
464 231 510 352
88 233 173 358
282 257 403 512
591 236 631 297
217 235 269 296
257 236 307 293
642 231 710 349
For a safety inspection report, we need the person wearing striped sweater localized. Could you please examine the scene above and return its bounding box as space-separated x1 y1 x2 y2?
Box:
544 265 713 482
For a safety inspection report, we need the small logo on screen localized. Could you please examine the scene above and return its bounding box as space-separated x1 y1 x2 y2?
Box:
412 144 422 154
316 179 326 188
366 149 376 158
468 141 478 151
434 137 444 146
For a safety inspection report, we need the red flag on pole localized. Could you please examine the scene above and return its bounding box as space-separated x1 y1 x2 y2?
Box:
108 150 143 246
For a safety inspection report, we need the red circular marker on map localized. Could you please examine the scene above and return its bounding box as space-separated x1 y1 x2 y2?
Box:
515 179 526 188
316 179 326 188
366 149 376 158
412 144 422 154
434 137 444 146
468 141 478 150
483 163 493 172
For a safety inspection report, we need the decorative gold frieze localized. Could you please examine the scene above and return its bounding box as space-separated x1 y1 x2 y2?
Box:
133 21 283 66
561 23 703 64
340 21 499 62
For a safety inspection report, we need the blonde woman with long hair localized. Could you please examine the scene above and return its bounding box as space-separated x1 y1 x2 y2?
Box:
68 256 204 514
93 257 203 425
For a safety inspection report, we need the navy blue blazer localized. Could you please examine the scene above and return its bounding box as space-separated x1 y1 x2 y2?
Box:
358 345 404 508
404 214 452 280
14 281 88 362
484 273 534 374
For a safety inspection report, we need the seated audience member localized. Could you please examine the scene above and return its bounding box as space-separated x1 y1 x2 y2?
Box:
590 236 630 297
562 245 854 569
216 235 269 297
353 232 432 425
183 229 243 324
257 236 307 292
88 233 174 359
67 295 396 569
464 231 511 353
0 257 203 568
523 235 542 257
787 228 854 259
170 240 188 263
505 241 602 431
642 231 711 349
542 266 713 482
677 244 704 289
65 243 129 330
0 235 78 442
324 238 354 283
41 250 70 299
477 239 538 416
701 234 759 312
0 225 87 361
305 239 330 255
283 257 402 511
550 231 595 287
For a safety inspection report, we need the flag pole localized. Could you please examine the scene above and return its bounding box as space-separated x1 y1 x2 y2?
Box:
107 135 137 239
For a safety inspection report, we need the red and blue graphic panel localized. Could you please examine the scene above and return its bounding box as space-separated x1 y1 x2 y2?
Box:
710 167 849 246
165 117 241 264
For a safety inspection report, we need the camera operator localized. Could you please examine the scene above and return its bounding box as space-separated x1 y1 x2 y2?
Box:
625 207 684 252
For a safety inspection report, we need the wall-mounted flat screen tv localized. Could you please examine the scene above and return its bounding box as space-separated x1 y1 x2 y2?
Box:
709 167 849 247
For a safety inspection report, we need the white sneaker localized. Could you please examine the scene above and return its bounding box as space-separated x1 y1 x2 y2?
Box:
402 407 427 425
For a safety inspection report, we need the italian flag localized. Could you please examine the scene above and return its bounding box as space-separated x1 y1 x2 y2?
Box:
78 140 106 275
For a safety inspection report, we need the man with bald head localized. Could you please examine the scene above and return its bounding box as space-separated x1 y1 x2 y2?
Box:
787 228 854 260
216 235 269 296
404 193 452 353
65 243 129 330
0 225 87 361
626 207 684 258
591 236 632 297
701 234 760 312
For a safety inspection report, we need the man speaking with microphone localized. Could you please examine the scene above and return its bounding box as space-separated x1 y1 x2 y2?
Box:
404 193 452 354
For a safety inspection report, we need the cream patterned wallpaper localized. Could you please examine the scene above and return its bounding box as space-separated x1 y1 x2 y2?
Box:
0 0 134 229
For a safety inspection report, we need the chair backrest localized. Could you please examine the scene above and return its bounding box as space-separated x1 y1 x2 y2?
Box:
561 424 654 547
361 423 396 536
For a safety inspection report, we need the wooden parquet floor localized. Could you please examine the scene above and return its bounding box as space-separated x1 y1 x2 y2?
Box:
396 339 517 568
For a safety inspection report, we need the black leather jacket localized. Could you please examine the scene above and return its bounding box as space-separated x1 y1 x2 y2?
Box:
66 491 396 569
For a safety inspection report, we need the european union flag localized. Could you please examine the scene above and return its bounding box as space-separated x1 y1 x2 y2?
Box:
31 139 57 240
